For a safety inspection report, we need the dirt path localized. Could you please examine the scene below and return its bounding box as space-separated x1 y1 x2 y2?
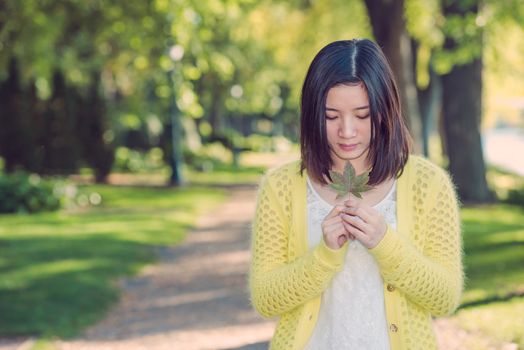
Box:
53 184 274 350
1 184 517 350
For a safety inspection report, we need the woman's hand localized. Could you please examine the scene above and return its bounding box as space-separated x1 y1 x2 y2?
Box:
341 195 387 249
321 205 352 250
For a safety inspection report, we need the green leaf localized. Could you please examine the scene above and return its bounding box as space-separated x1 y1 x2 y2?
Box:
352 173 367 187
329 183 347 195
352 191 363 199
329 161 372 199
343 162 355 183
329 170 347 185
335 192 347 200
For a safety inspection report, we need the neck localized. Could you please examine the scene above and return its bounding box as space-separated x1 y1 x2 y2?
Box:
332 159 369 176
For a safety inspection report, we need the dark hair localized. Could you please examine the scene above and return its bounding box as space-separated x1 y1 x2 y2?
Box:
300 38 412 186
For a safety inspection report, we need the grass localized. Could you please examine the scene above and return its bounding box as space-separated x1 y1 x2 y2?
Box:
450 203 524 347
0 184 226 338
455 296 524 348
186 164 265 185
460 204 524 305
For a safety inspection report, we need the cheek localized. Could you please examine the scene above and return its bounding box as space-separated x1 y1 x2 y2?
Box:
360 120 372 138
325 124 338 142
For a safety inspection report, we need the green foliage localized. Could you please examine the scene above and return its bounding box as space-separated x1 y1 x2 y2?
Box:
328 162 371 199
505 187 524 206
1 0 523 187
183 142 232 171
486 165 524 203
244 134 278 152
113 147 166 173
434 6 483 74
407 0 524 91
0 184 225 337
0 173 60 214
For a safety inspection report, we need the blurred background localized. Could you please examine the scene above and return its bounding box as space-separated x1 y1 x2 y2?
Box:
0 0 523 349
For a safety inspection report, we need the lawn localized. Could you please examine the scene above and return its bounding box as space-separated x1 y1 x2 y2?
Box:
186 164 266 185
453 204 524 347
0 184 226 338
461 204 524 304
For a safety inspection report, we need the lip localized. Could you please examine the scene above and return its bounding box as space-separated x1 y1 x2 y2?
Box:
338 143 358 151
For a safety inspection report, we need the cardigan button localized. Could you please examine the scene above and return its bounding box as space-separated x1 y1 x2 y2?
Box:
309 314 313 320
387 284 395 292
390 324 398 333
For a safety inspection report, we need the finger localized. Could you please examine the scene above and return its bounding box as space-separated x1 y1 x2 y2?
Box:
325 205 345 219
343 221 366 241
328 222 351 239
341 213 369 232
323 223 349 249
344 206 374 223
322 214 345 229
344 194 362 207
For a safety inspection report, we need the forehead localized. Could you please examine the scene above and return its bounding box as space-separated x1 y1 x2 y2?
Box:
325 84 369 110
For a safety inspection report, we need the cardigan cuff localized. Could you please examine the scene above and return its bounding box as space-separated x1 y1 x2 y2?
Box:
314 239 348 269
368 226 399 261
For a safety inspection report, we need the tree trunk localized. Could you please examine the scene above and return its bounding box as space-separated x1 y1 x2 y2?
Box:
0 58 38 173
364 0 422 153
441 59 491 203
208 75 224 138
415 51 442 158
441 1 491 203
168 70 184 186
41 70 80 174
77 73 114 183
419 69 442 158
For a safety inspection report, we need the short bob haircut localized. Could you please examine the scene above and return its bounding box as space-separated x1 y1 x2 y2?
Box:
300 38 412 186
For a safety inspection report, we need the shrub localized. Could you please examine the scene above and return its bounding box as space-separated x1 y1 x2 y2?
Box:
505 187 524 206
0 172 61 214
113 147 166 173
183 142 232 171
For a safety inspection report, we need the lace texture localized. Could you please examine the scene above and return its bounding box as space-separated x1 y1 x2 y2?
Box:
304 178 396 349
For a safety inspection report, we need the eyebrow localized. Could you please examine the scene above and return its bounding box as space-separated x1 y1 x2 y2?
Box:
326 106 369 112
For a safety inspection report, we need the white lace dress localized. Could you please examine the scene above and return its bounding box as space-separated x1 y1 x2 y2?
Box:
304 177 397 350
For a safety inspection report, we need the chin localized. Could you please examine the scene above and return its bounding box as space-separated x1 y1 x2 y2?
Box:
333 149 368 163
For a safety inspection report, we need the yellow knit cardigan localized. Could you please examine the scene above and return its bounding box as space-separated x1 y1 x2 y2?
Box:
249 155 463 350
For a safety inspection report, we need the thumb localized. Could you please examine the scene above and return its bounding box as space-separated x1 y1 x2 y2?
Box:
337 234 348 247
327 205 344 219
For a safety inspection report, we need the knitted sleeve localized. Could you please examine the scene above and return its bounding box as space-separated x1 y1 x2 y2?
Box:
369 167 463 316
249 171 347 318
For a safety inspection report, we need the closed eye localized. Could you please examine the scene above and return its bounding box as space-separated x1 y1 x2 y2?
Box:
325 115 338 120
356 114 370 120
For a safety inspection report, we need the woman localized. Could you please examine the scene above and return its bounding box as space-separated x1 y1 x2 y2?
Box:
249 39 463 350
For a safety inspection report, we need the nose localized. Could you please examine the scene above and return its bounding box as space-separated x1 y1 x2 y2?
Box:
339 116 356 138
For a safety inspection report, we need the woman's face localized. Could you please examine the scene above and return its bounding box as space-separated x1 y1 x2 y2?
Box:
325 83 372 172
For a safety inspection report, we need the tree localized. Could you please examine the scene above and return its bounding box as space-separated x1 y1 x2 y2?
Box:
364 0 423 152
439 0 491 203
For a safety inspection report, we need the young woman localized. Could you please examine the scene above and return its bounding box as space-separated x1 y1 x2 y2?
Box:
249 39 463 350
